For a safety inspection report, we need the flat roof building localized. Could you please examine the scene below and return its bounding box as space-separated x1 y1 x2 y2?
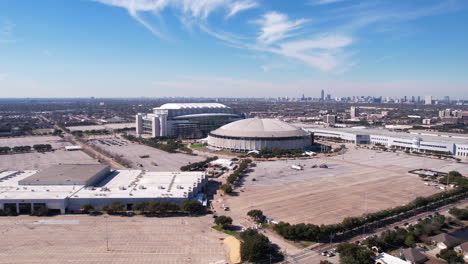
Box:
302 126 468 158
0 165 208 214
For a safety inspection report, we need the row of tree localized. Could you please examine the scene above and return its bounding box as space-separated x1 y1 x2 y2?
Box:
448 206 468 220
180 156 218 171
81 200 204 215
274 172 467 243
0 144 53 154
251 147 307 158
220 159 253 194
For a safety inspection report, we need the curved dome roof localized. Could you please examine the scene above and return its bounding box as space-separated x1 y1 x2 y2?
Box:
210 118 309 138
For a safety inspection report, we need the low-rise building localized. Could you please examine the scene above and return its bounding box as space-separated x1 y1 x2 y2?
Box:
302 126 468 158
0 165 208 214
430 233 460 249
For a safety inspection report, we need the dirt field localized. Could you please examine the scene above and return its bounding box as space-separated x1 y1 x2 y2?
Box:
222 147 468 225
0 136 98 170
0 215 227 264
86 135 204 171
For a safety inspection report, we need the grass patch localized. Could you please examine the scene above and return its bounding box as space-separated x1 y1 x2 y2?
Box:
212 225 238 236
297 241 316 248
190 143 206 149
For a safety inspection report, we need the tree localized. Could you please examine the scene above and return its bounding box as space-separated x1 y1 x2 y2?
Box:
337 243 374 264
106 201 125 214
240 229 276 262
133 201 148 212
404 233 416 248
320 261 333 264
247 209 265 222
81 203 94 213
214 215 233 229
220 184 232 194
180 200 204 214
437 248 464 264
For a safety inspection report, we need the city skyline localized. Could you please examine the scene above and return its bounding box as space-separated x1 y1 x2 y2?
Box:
1 0 468 98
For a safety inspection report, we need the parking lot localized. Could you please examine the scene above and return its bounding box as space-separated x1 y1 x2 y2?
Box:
86 136 204 170
223 147 468 225
0 136 98 170
0 136 70 149
0 215 228 264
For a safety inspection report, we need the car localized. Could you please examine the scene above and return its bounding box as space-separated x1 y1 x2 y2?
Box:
321 251 328 256
417 218 423 221
330 248 337 253
427 214 433 218
328 252 335 257
403 222 409 226
121 211 135 217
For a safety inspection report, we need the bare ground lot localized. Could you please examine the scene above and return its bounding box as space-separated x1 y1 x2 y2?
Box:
0 136 70 149
0 215 227 264
0 136 98 170
86 135 204 171
223 147 468 225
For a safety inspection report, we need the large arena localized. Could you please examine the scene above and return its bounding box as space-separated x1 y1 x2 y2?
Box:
207 118 313 152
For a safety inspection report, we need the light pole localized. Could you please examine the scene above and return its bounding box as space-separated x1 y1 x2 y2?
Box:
105 215 109 251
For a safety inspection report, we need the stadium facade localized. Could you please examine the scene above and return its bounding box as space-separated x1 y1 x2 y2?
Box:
136 103 242 138
207 118 313 152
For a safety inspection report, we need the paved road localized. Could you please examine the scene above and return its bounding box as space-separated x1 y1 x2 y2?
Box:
285 198 468 263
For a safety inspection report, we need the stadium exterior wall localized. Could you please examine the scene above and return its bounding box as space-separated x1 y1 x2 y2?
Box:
208 134 313 152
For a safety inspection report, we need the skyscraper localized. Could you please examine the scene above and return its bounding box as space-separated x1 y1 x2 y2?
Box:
425 95 432 105
321 89 324 101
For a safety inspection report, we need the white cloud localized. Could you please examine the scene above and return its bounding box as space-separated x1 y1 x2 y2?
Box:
309 0 347 6
92 0 259 37
227 0 258 18
253 12 309 45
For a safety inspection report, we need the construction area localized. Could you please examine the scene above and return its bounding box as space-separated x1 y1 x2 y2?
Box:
85 135 204 170
0 215 228 264
222 147 468 225
0 136 97 170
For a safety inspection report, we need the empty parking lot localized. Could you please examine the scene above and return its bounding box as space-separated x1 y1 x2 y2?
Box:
0 215 228 264
223 147 468 225
86 136 204 171
0 136 97 170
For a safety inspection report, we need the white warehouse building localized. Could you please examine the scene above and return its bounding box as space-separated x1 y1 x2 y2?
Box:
0 165 208 214
208 118 313 152
304 126 468 158
136 103 242 138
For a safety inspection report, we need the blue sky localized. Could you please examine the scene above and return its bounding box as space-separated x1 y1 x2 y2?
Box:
1 0 467 99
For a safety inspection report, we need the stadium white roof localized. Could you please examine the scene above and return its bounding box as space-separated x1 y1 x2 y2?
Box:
211 118 310 138
158 103 228 110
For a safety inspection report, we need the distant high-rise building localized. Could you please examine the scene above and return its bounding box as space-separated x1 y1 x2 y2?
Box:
326 94 331 101
323 114 337 125
350 106 357 119
321 89 324 101
411 96 415 103
444 96 450 104
417 96 421 104
425 95 432 105
404 96 407 102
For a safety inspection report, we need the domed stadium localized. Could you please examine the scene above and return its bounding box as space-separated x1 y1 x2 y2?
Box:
207 118 313 152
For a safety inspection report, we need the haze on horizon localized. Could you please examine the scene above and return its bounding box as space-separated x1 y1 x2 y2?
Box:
1 0 467 99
